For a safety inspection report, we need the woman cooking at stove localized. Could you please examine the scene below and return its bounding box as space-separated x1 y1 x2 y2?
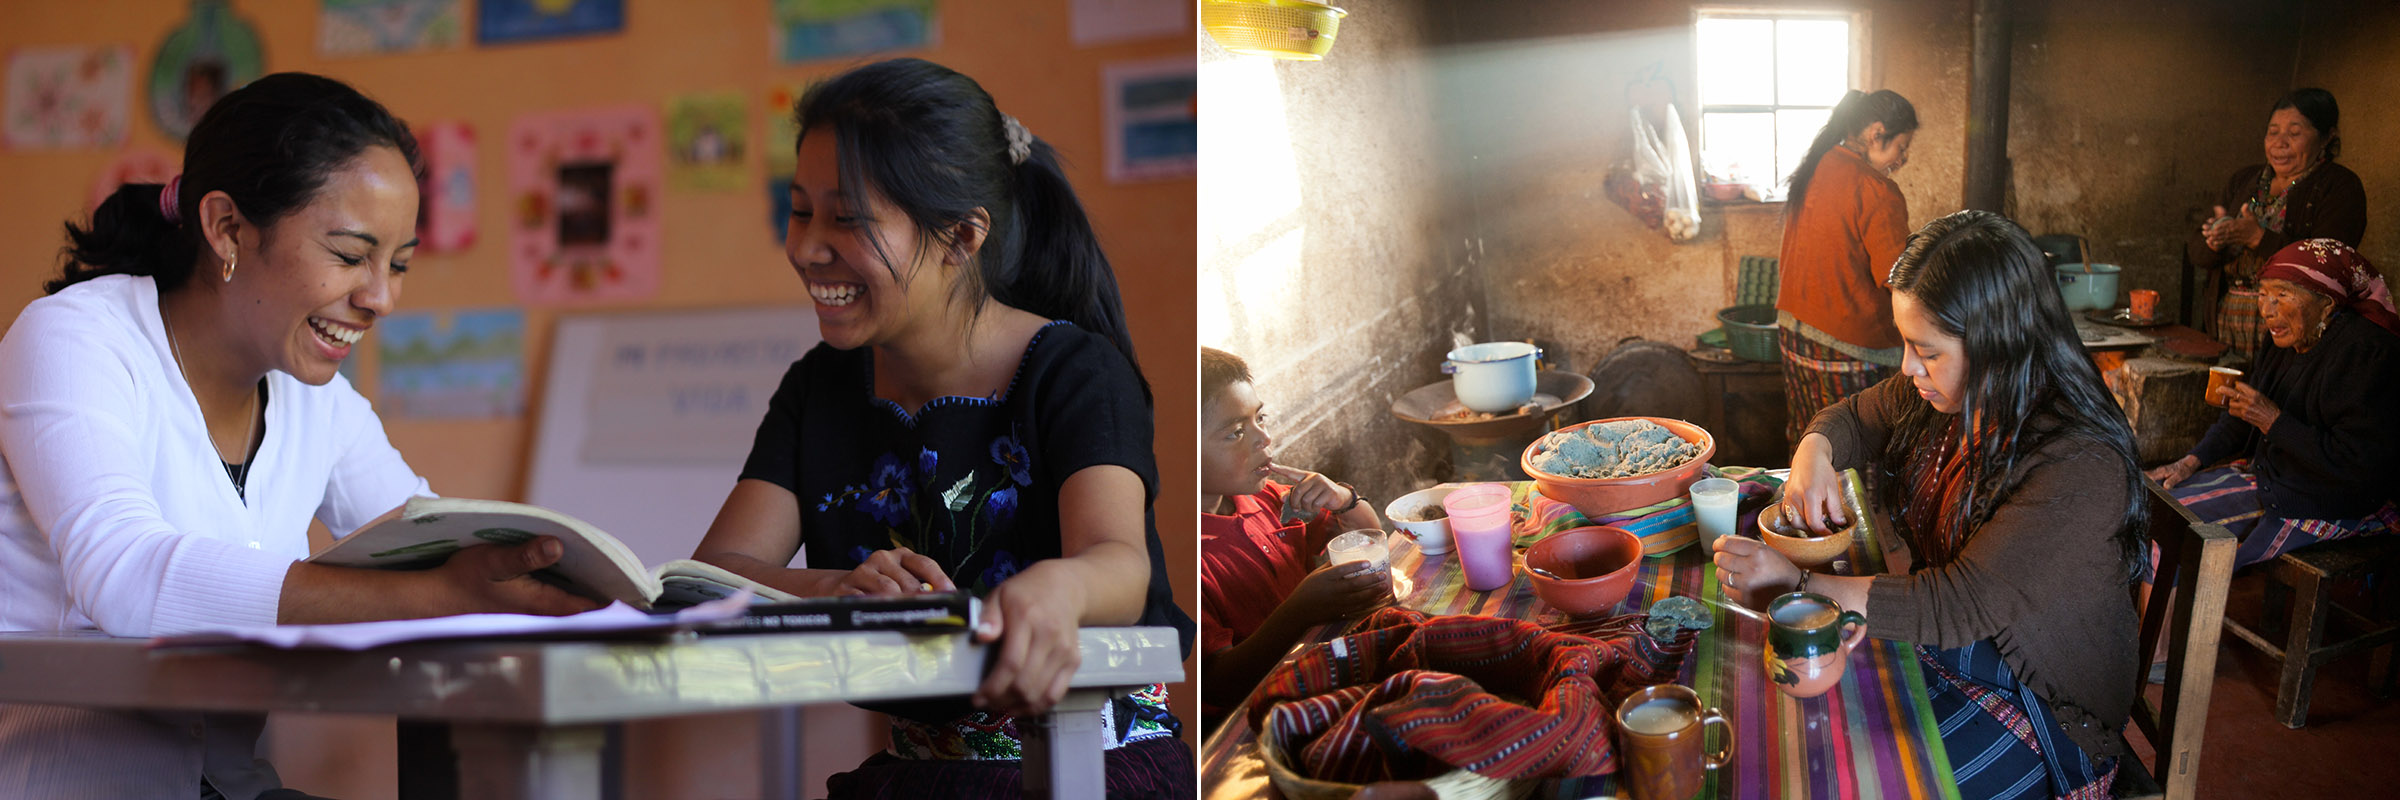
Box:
2187 88 2366 357
1774 89 1920 450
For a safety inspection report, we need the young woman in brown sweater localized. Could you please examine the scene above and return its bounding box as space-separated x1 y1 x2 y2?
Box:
1717 210 2146 799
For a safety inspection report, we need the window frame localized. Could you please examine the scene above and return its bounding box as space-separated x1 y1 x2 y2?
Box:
1691 6 1871 202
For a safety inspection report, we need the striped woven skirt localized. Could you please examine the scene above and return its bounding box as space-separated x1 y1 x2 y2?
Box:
1919 641 2116 800
1778 328 1896 448
2160 460 2399 574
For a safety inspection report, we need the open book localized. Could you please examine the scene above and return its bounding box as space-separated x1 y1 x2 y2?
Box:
309 496 799 611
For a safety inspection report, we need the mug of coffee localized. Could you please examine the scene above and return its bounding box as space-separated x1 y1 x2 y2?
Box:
1613 684 1732 800
1763 591 1868 699
2205 366 2244 407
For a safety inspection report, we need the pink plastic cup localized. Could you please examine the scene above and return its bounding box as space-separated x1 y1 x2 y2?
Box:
1442 484 1518 592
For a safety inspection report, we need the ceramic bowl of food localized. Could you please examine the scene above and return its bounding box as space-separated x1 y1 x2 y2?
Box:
1757 506 1854 568
1525 525 1644 616
1385 486 1458 555
1520 417 1715 519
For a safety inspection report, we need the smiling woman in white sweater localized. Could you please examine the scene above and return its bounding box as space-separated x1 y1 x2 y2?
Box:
0 73 595 800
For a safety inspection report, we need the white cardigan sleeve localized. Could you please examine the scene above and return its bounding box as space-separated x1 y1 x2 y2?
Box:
314 371 432 539
0 300 293 636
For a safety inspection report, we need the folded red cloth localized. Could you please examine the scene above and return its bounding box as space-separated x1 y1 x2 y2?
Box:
1249 607 1695 784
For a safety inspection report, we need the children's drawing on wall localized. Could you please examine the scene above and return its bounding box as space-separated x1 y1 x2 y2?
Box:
508 106 662 305
665 91 748 192
478 0 625 45
763 84 802 242
87 148 176 213
415 122 476 252
1072 0 1187 46
148 0 265 141
771 0 938 64
5 46 132 150
376 309 526 419
319 0 463 57
1103 57 1197 183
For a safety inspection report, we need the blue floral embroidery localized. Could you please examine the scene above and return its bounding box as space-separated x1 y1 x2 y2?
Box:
990 435 1032 486
850 545 876 566
860 454 914 527
916 447 939 480
979 550 1022 589
985 486 1018 528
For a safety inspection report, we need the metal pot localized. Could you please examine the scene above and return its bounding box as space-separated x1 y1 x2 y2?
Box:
1443 342 1541 413
2055 262 2121 311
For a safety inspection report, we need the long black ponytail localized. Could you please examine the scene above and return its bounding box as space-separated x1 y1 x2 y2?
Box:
795 58 1149 404
1784 89 1917 216
51 72 419 295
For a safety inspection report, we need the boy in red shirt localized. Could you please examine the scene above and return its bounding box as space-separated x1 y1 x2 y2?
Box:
1200 348 1390 731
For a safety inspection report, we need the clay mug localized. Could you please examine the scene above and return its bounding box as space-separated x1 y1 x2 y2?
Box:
1763 591 1868 699
2205 366 2243 407
1613 683 1732 800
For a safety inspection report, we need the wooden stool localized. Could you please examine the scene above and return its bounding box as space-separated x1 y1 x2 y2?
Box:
2220 535 2400 727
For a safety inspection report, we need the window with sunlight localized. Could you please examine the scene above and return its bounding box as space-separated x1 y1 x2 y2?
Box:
1695 11 1856 200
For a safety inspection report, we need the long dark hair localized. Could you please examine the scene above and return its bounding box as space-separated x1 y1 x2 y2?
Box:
794 58 1148 403
1784 89 1918 215
1877 210 2145 572
51 72 420 295
2272 87 2341 162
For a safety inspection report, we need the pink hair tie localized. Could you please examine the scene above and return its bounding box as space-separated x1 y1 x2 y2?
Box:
158 175 182 224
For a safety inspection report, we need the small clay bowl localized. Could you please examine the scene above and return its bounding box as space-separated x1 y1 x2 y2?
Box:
1525 525 1644 616
1385 486 1458 555
1757 508 1853 569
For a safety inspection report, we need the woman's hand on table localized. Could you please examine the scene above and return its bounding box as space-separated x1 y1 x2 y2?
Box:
1780 434 1851 534
1712 535 1803 606
432 537 604 616
971 559 1085 717
835 546 956 596
1288 561 1392 625
2145 455 2201 488
2225 381 2282 433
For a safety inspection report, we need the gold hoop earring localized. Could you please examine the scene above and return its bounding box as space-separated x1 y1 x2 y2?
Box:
222 252 236 283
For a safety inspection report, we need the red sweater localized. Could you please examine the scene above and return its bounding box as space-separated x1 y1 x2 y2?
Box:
1199 482 1339 658
1776 145 1911 350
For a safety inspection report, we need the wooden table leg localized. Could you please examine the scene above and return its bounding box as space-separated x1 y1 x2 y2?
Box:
1021 690 1118 800
2278 568 2333 728
450 722 607 800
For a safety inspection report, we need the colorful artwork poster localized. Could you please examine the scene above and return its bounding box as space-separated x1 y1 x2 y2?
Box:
508 106 662 305
1072 0 1186 46
148 0 266 142
772 0 937 64
5 46 133 150
768 174 793 243
87 148 176 213
415 122 476 253
664 91 748 192
478 0 624 46
376 309 526 419
762 84 801 176
319 0 463 57
1103 57 1196 183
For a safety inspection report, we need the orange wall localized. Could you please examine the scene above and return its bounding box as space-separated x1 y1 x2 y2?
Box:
0 2 1196 798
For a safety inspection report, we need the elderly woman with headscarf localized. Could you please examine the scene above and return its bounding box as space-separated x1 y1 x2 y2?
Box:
2149 238 2400 568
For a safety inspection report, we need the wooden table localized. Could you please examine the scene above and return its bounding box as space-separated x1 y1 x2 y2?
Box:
1202 482 1959 799
0 626 1185 799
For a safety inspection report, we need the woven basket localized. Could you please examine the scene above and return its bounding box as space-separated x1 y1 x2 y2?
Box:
1716 304 1779 363
1258 720 1539 800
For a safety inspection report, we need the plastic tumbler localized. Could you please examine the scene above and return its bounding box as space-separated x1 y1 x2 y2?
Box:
1442 484 1517 592
1689 477 1739 551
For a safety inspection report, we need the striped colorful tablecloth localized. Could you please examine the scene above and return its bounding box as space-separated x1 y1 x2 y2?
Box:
1201 477 1963 800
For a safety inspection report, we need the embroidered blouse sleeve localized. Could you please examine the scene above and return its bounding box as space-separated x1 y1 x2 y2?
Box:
0 299 292 635
737 358 809 493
